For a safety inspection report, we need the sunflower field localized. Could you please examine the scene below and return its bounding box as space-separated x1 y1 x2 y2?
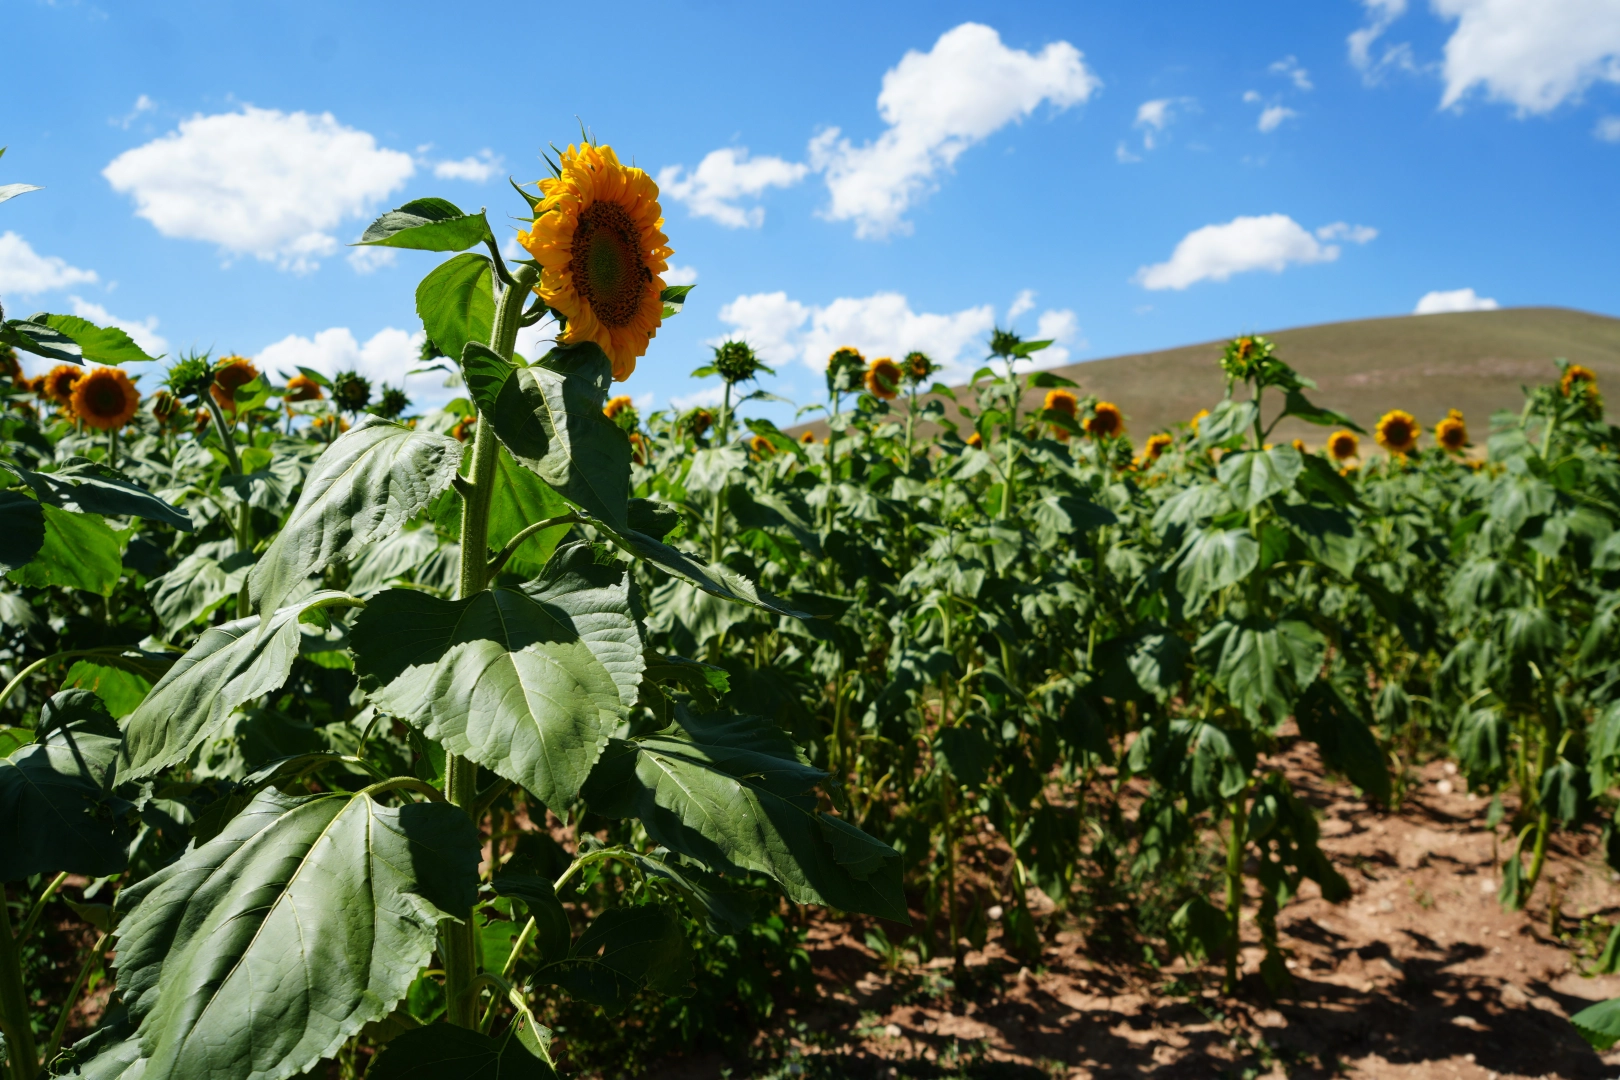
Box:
4 140 1620 1080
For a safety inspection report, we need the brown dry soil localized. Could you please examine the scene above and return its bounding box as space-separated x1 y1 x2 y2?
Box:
647 747 1620 1080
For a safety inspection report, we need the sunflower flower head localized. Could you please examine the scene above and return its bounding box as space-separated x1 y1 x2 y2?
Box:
1190 408 1210 433
284 373 324 403
1561 364 1597 397
865 357 903 400
451 414 477 442
1144 432 1174 461
712 340 768 385
1375 409 1419 455
749 433 776 458
904 351 935 383
684 407 713 441
629 431 649 465
332 370 372 414
826 347 867 397
70 367 140 431
43 364 84 406
163 355 215 403
1292 438 1307 453
800 430 816 444
0 346 21 383
603 394 639 432
1220 335 1277 382
150 390 182 424
211 356 260 412
373 387 411 421
1044 388 1079 419
988 328 1023 359
966 431 983 449
1436 412 1468 453
1086 401 1124 439
1328 430 1360 462
516 142 670 382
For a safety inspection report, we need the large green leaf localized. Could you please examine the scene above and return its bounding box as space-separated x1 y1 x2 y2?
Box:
0 489 44 570
2 458 192 530
1217 447 1303 511
1187 720 1255 805
120 590 363 780
40 313 159 363
417 252 495 367
465 341 631 531
1572 996 1620 1051
1294 680 1391 803
5 504 123 595
582 709 907 920
368 1024 557 1080
112 789 478 1080
2 316 82 362
353 546 641 810
359 198 494 252
488 446 575 574
1196 617 1326 727
147 551 251 635
1280 388 1362 431
1195 398 1257 448
1274 502 1360 577
539 904 693 1014
0 690 132 880
63 660 154 719
248 418 461 624
1175 527 1259 612
603 524 816 620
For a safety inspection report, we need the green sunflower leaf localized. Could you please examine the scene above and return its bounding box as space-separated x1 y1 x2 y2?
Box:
417 252 495 367
359 197 494 252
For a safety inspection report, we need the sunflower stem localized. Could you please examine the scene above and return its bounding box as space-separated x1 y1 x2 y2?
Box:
0 884 39 1080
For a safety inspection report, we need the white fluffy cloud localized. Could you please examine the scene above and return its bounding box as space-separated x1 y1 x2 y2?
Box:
67 296 167 356
1007 289 1038 320
809 23 1099 238
256 326 447 405
1269 56 1314 91
1434 0 1620 114
433 150 502 183
0 232 97 295
657 148 810 228
663 264 699 286
1257 105 1298 132
715 290 996 378
1135 214 1375 291
1598 116 1620 141
1127 97 1194 157
1349 0 1419 82
103 107 416 272
1033 308 1084 366
1415 287 1499 313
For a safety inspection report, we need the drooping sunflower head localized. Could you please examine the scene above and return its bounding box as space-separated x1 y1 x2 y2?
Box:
603 394 639 432
0 345 21 383
211 356 260 412
1328 430 1360 462
163 355 215 402
1561 364 1597 396
1190 408 1210 433
373 387 411 421
826 347 867 396
865 357 903 400
629 431 650 465
749 433 776 458
71 367 140 430
332 370 372 413
516 143 670 382
1375 409 1419 454
451 414 477 442
684 407 713 440
150 389 182 423
1144 432 1174 461
284 373 324 403
1086 401 1124 439
1291 438 1307 453
1435 413 1468 452
712 340 767 384
904 351 935 383
193 408 212 434
44 364 84 405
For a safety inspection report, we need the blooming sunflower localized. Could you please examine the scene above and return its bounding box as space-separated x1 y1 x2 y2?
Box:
1435 411 1468 453
284 374 324 402
1044 389 1079 418
749 433 776 458
1375 409 1419 454
43 364 84 405
211 356 260 412
1327 430 1359 462
1143 432 1173 461
685 408 713 440
1561 364 1597 396
1291 438 1307 453
451 414 477 442
865 357 902 400
966 431 983 449
801 430 816 444
516 143 670 382
1086 401 1124 439
70 367 140 430
604 395 634 420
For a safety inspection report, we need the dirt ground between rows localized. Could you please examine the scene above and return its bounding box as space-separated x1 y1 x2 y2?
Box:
648 747 1620 1080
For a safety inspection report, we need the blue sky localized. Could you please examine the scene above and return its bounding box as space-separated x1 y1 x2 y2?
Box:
4 0 1618 420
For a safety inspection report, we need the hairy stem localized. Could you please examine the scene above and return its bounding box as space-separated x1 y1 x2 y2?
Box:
1224 793 1249 994
0 885 39 1080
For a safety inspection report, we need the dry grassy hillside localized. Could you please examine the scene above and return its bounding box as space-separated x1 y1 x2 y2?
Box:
792 307 1620 447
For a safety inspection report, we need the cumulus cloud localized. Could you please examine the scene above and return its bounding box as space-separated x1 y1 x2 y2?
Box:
1007 289 1038 320
1257 105 1298 132
67 296 167 356
1269 56 1314 91
1598 116 1620 141
1126 97 1195 157
0 232 98 295
1033 308 1084 366
1415 287 1499 313
657 148 810 229
256 326 446 406
103 106 416 272
433 150 502 183
1434 0 1620 114
1135 214 1374 291
111 94 155 130
663 264 699 286
715 290 996 379
810 23 1100 238
1348 0 1419 83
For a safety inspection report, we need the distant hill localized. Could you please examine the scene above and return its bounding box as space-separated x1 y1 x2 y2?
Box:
791 307 1620 447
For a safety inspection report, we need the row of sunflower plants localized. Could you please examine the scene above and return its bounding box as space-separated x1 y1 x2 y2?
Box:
0 140 907 1080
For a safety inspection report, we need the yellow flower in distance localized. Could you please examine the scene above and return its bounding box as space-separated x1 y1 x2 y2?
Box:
1044 389 1079 418
1436 412 1468 453
284 374 323 402
1375 409 1419 454
604 395 634 419
1291 438 1307 453
966 431 983 448
1190 408 1209 433
865 357 902 400
1327 430 1359 462
71 367 140 430
211 355 260 412
800 430 816 444
517 143 671 382
749 433 776 457
1561 364 1597 396
1086 401 1124 439
1143 432 1173 461
43 364 83 405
